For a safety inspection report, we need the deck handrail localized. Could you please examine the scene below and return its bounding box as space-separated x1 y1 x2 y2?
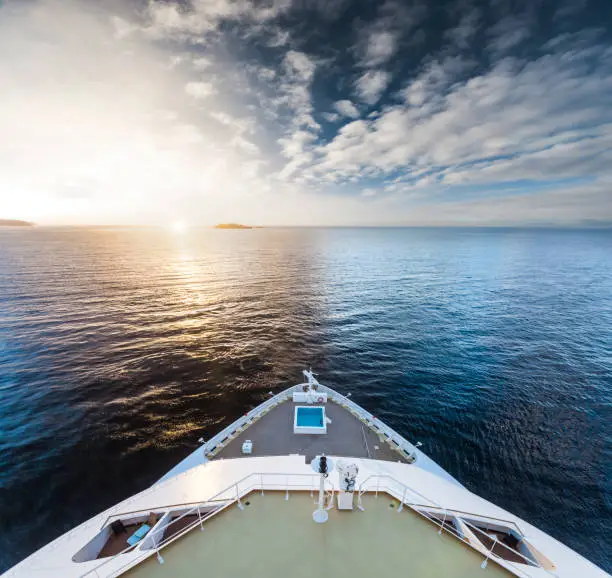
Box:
198 385 298 459
316 384 419 461
357 473 521 529
75 471 332 578
357 474 559 578
19 469 556 578
26 382 353 558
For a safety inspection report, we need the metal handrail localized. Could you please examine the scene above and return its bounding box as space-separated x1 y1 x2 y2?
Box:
316 385 418 461
24 381 421 563
21 469 555 578
356 474 558 578
77 471 329 578
358 473 522 530
199 386 298 458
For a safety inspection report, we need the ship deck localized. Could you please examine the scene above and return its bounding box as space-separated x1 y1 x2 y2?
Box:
124 492 513 578
212 399 409 463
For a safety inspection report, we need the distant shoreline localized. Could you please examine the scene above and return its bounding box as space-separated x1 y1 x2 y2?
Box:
214 223 253 229
0 219 34 227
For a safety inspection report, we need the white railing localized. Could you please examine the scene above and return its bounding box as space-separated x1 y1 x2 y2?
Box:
316 384 418 462
199 386 299 458
198 380 420 462
82 386 301 533
16 381 392 567
17 468 560 578
357 474 559 578
77 471 333 578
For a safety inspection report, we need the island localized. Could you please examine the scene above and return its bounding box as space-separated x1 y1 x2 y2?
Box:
214 223 253 229
0 219 34 227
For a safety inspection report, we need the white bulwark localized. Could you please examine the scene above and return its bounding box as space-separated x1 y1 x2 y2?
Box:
2 371 609 578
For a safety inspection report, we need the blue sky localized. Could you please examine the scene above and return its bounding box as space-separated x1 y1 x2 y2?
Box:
1 0 611 225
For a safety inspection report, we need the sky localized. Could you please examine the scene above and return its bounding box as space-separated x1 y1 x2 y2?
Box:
1 0 612 226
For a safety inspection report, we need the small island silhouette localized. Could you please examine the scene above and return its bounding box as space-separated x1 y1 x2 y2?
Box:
0 219 34 227
214 223 253 229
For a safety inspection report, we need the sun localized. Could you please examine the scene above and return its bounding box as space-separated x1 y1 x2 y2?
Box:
170 220 188 234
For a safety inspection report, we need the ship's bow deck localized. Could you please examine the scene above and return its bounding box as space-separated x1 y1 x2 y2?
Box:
124 492 513 578
213 399 408 463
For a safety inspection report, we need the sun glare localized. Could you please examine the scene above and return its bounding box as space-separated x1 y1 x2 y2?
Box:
170 220 188 234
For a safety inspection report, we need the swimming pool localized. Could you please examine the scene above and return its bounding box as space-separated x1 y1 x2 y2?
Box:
294 406 327 435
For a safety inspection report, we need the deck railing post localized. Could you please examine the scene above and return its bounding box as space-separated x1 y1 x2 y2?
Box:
197 504 204 531
357 490 365 511
481 536 498 569
236 484 244 510
397 487 406 512
375 477 380 498
156 543 165 565
285 475 289 500
439 509 448 535
260 474 264 496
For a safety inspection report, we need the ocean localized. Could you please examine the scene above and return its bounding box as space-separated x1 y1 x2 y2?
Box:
0 226 610 572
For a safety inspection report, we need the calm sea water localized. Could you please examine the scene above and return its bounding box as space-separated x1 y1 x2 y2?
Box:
0 227 611 572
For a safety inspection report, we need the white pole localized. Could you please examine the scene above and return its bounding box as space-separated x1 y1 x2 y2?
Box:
398 487 406 512
481 536 498 569
156 545 164 565
236 484 244 510
439 510 448 535
318 473 326 510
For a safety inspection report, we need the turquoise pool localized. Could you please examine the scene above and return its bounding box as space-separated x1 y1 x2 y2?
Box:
294 406 327 434
296 407 324 427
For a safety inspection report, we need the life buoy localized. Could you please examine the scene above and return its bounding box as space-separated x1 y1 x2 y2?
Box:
317 396 324 403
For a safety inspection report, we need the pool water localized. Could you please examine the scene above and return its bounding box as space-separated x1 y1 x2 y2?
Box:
296 407 324 428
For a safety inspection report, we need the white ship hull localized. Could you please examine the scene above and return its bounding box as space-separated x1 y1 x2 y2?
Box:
3 373 609 578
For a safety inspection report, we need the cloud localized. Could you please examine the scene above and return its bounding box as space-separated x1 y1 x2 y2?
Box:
323 112 340 122
554 0 588 21
1 0 611 227
192 56 213 70
355 70 390 105
210 111 254 134
271 50 322 180
444 8 480 50
334 100 360 118
399 181 612 227
487 15 532 57
363 30 396 66
145 0 291 41
274 51 318 130
267 27 290 47
283 50 316 83
401 55 472 106
185 81 216 99
0 0 288 225
298 34 612 213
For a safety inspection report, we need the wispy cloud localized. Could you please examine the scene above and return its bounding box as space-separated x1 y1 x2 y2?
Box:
334 100 360 118
444 7 480 50
185 81 216 99
1 0 610 226
355 70 390 105
363 30 397 66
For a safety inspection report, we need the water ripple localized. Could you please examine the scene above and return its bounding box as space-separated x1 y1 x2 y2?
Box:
0 226 611 571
